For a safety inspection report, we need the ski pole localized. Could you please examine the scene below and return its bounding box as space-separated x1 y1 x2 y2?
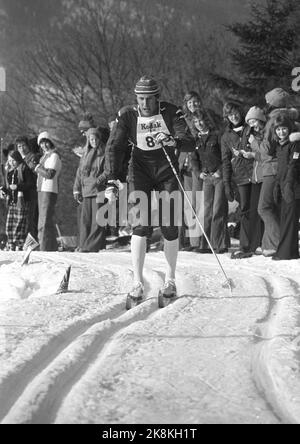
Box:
160 143 234 294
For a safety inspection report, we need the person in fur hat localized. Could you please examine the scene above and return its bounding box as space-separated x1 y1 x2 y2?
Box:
257 88 299 257
271 114 300 260
0 150 36 250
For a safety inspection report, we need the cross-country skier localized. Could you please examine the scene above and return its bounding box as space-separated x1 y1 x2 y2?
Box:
105 76 195 303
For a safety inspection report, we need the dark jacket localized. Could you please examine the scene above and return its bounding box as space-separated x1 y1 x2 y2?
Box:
221 124 253 186
4 162 36 205
105 101 195 180
23 151 40 198
276 139 300 199
191 131 222 175
23 151 41 172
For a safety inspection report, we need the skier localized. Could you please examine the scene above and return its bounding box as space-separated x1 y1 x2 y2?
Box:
104 76 195 305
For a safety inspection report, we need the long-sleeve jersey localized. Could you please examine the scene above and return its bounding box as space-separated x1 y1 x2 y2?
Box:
105 101 195 181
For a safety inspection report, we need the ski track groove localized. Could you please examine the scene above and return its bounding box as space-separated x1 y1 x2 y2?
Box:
0 254 131 422
1 252 299 424
0 300 125 422
0 267 165 424
53 268 201 424
251 274 300 424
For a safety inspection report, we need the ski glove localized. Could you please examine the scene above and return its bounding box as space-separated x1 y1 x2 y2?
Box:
154 132 176 148
224 183 234 202
282 182 294 205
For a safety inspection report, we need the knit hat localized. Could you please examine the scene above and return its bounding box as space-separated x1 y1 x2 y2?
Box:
37 131 54 146
245 106 267 124
9 150 23 164
265 88 290 108
134 76 160 95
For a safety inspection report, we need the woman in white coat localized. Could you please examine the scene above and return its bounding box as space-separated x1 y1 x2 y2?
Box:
35 131 62 251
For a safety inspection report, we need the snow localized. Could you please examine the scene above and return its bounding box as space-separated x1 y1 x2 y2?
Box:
0 248 299 424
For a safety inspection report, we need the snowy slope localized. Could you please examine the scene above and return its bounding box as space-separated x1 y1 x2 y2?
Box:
0 249 299 424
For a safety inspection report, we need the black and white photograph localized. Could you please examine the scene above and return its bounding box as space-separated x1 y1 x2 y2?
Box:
0 0 299 427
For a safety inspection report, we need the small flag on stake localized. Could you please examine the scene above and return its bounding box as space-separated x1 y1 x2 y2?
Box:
21 233 39 266
56 266 71 294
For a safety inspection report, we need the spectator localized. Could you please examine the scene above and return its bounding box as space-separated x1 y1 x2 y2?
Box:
258 88 298 257
73 127 108 252
191 110 229 253
0 150 36 250
272 115 300 260
35 131 62 251
244 106 266 255
180 91 203 250
3 144 15 176
221 102 254 259
15 135 40 240
182 91 201 133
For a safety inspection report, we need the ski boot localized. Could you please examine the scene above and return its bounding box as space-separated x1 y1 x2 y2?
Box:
158 279 177 308
126 282 144 310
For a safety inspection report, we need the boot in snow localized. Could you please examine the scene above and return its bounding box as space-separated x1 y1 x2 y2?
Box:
158 279 177 308
126 282 144 310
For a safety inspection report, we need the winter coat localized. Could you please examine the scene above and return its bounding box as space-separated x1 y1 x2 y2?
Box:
23 151 40 198
260 108 299 177
4 162 36 205
221 124 253 186
23 151 41 173
73 144 108 198
276 139 300 199
36 150 62 194
249 131 264 184
105 101 195 181
191 131 222 176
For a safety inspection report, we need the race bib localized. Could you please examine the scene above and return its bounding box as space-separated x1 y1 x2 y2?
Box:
136 114 170 151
